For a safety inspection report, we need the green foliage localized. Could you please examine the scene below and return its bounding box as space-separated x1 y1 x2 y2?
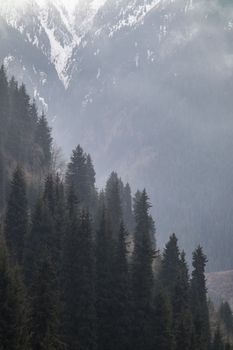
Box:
62 195 97 350
31 257 62 350
219 302 233 335
65 145 97 214
131 189 155 350
105 172 122 239
191 246 210 350
153 289 173 350
5 166 28 265
35 113 53 168
0 73 231 350
0 67 52 209
95 210 115 350
0 244 31 350
212 327 225 350
111 224 132 350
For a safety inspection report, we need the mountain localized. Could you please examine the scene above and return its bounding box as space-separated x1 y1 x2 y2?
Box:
207 270 233 311
1 0 233 271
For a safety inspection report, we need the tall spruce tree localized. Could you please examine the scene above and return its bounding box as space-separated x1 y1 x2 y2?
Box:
111 223 131 350
66 145 96 211
0 65 8 140
160 234 181 296
173 252 193 350
212 327 224 350
35 112 53 168
0 244 31 350
105 172 122 239
5 166 28 265
86 154 97 215
95 209 115 350
23 197 53 286
219 302 233 335
62 188 97 350
153 289 173 350
191 246 210 350
160 236 193 350
31 256 62 350
0 65 9 209
122 183 134 232
131 189 155 350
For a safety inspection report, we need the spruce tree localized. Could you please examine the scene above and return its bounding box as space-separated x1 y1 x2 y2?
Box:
131 189 155 350
35 112 53 168
153 289 173 350
95 209 115 350
62 188 97 350
0 244 31 350
105 172 122 239
66 145 96 211
160 233 181 296
23 197 53 285
0 65 9 146
212 327 224 350
5 166 28 265
219 302 233 335
0 65 9 208
86 154 97 215
111 223 131 350
173 252 193 350
191 246 210 350
31 256 62 350
122 183 134 232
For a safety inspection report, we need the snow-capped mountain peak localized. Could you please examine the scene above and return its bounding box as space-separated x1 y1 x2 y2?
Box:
0 0 108 87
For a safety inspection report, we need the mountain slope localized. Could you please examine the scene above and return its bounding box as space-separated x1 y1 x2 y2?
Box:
1 0 233 270
207 270 233 310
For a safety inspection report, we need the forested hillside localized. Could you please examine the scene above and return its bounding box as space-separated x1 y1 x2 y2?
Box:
0 70 232 350
2 0 233 272
0 65 52 210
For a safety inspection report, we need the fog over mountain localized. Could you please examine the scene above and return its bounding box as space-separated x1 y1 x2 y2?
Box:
1 0 233 271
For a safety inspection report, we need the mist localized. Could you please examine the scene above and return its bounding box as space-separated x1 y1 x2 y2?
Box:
1 0 233 271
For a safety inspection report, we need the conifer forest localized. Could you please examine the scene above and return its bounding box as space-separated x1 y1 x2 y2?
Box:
0 63 233 350
1 0 233 347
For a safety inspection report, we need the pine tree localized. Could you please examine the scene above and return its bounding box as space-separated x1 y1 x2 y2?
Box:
23 197 53 285
0 244 31 350
5 166 28 265
86 154 97 215
0 151 6 210
95 209 115 350
0 65 9 144
153 289 173 350
160 234 181 296
35 112 53 168
131 189 155 350
122 183 134 232
219 302 233 335
212 327 224 350
111 223 131 350
0 65 9 208
16 84 32 163
62 188 97 350
191 246 210 350
105 172 122 239
66 145 95 211
31 256 62 350
173 252 193 350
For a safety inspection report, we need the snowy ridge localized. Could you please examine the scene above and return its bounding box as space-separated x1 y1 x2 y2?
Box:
108 0 162 37
0 0 164 87
37 2 78 88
